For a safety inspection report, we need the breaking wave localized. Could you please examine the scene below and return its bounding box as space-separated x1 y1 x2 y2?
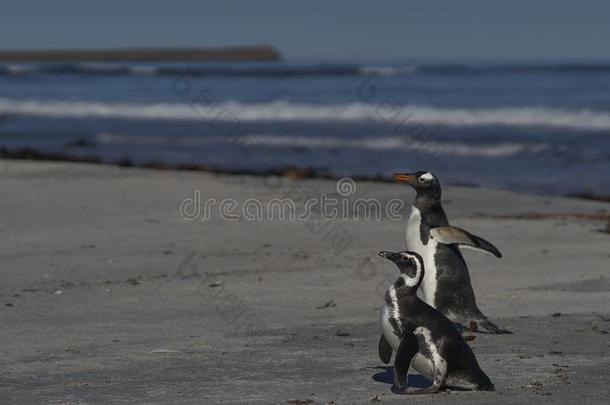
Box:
95 132 549 157
3 62 610 78
2 97 610 130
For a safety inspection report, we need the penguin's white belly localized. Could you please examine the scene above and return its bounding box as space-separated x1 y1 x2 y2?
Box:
380 305 402 349
405 206 438 307
380 305 434 380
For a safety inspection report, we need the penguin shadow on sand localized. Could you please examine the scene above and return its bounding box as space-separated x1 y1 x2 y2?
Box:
371 366 431 390
371 366 480 393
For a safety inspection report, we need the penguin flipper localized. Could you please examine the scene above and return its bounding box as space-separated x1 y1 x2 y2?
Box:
393 332 419 392
429 226 502 258
378 334 393 364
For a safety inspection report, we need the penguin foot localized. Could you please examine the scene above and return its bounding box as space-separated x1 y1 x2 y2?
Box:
453 320 478 333
467 320 478 333
462 321 477 342
395 385 441 395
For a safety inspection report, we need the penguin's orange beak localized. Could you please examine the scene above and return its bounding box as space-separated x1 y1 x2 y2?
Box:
393 173 417 185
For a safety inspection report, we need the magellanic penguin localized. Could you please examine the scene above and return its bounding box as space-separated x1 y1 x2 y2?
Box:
393 171 510 334
378 250 495 394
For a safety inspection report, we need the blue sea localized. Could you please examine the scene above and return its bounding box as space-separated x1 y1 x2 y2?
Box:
1 59 609 196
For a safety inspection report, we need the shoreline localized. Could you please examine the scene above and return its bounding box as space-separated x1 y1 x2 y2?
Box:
2 146 609 203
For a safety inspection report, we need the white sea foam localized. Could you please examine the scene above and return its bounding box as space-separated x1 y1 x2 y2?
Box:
5 65 35 75
2 98 610 130
95 132 549 157
358 66 418 75
128 66 158 75
77 63 124 73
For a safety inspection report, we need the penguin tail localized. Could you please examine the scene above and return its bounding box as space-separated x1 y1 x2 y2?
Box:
477 318 512 334
477 377 495 392
470 366 495 392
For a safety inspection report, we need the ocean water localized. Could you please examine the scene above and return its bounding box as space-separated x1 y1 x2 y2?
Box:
1 59 609 196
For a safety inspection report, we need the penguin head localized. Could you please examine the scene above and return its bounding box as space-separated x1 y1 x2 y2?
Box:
393 171 439 190
378 250 425 287
393 171 441 205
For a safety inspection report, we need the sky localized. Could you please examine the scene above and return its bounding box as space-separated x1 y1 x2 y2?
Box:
1 0 609 59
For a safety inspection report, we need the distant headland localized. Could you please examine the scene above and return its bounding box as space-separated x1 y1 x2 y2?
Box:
0 46 281 61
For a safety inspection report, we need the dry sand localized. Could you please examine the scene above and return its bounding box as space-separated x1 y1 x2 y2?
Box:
1 159 608 404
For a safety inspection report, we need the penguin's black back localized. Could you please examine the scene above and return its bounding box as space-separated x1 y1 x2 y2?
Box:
443 334 495 390
394 288 460 335
420 203 449 228
432 244 483 318
416 201 486 321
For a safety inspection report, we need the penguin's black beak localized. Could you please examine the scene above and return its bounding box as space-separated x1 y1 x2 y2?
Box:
378 251 399 262
393 173 418 186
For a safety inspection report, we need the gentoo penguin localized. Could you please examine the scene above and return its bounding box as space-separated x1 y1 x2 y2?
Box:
378 250 495 394
393 171 510 334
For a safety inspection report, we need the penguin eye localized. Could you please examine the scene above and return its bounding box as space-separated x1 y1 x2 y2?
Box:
399 255 413 264
418 173 435 183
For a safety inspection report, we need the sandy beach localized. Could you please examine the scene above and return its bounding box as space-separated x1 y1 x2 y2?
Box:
1 159 609 404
